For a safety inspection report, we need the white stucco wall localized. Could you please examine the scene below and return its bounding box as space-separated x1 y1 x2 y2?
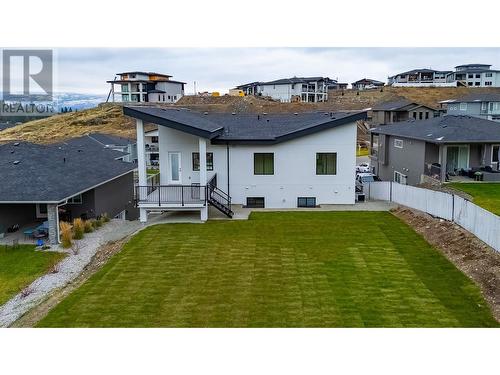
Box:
157 121 356 208
259 83 302 102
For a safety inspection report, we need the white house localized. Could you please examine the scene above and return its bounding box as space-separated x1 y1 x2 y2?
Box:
107 71 185 104
124 106 366 222
236 77 341 103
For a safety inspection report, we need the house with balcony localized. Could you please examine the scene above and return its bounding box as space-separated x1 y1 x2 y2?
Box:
107 71 185 103
442 93 500 121
388 68 453 87
351 78 385 90
447 64 500 87
124 106 366 222
236 77 341 103
371 99 439 125
369 116 500 186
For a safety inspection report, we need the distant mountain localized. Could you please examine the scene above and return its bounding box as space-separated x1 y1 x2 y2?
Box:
0 92 107 111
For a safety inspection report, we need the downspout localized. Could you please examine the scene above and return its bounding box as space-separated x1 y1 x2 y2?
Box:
226 143 230 195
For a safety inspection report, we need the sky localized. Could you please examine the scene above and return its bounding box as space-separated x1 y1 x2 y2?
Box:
46 47 500 95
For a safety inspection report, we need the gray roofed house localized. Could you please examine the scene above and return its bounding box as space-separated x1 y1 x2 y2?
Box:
369 115 500 186
388 68 452 87
441 92 500 122
0 136 138 245
351 78 385 90
371 99 439 125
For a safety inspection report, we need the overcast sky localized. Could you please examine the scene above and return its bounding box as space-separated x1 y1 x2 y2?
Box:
53 48 500 95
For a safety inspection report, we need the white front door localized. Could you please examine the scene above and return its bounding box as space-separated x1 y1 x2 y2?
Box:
168 152 182 183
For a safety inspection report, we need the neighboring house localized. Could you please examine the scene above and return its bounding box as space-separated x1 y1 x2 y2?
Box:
144 129 159 167
107 71 185 103
448 64 500 87
369 115 500 186
351 78 385 90
236 77 341 103
87 133 137 162
0 137 138 244
124 106 367 222
440 93 500 122
388 69 453 87
371 99 439 125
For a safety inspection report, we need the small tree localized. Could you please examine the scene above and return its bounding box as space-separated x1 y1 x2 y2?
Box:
73 218 85 240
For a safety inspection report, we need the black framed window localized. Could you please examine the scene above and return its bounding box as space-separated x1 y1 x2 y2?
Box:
192 152 213 171
297 197 316 207
316 153 337 175
254 153 274 175
246 197 265 208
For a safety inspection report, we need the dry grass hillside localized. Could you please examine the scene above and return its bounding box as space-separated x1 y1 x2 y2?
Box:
3 86 500 144
0 104 135 144
328 86 500 110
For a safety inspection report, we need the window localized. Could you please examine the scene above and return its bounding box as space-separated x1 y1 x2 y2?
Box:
485 81 493 86
246 197 265 208
297 197 316 208
468 82 473 86
394 139 403 149
371 134 379 157
316 153 337 175
486 73 493 77
493 145 500 163
36 204 48 219
122 94 130 101
394 171 407 185
482 102 488 111
476 74 481 78
468 74 473 79
121 84 129 92
460 102 467 111
413 112 417 119
151 136 158 143
254 153 274 175
475 82 481 86
67 194 83 204
419 112 423 120
425 112 429 119
192 152 214 171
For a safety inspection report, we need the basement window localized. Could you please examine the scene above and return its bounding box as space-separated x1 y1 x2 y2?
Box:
246 197 265 208
297 197 316 208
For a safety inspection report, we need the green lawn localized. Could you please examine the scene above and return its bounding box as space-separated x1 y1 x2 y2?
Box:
38 212 498 327
0 245 66 305
448 182 500 216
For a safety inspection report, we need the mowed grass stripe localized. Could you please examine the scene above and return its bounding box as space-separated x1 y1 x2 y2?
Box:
38 212 498 327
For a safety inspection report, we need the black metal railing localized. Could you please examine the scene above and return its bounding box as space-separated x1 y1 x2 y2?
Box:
135 185 207 206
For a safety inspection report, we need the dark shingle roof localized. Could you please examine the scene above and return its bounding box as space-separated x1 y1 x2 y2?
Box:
262 77 330 85
390 68 452 78
372 99 416 111
0 137 136 203
87 133 134 147
455 64 491 69
446 93 500 103
370 115 500 144
124 106 367 144
352 78 385 85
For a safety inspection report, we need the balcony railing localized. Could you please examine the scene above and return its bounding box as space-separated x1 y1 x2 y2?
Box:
135 185 207 206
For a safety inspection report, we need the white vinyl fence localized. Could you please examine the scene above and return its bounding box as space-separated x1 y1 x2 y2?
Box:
367 181 500 252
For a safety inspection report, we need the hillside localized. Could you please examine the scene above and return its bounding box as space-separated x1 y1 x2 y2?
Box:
2 86 500 144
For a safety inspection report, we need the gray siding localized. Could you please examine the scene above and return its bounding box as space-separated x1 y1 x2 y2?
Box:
93 172 138 220
374 135 426 185
447 102 482 117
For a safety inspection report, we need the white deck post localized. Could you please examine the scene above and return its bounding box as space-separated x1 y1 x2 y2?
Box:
199 137 208 221
136 119 148 222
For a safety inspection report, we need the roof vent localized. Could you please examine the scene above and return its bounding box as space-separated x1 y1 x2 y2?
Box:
10 150 14 154
294 113 298 115
324 112 329 115
204 111 208 115
266 119 270 122
263 112 268 116
13 160 20 165
13 142 20 146
231 112 236 115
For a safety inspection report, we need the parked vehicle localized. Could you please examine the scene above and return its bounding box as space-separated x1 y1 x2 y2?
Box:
356 162 371 173
356 173 378 184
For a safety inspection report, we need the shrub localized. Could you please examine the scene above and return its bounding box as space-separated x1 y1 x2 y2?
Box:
102 213 110 223
95 218 103 228
73 218 85 240
84 220 94 233
60 221 72 248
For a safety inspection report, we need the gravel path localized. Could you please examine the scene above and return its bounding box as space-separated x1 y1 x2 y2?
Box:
0 219 142 327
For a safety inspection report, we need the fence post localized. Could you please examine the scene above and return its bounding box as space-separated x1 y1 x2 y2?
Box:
389 181 393 202
158 186 161 206
452 194 455 222
181 186 184 206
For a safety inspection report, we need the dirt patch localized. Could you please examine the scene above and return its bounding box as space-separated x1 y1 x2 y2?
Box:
12 238 128 327
392 206 500 322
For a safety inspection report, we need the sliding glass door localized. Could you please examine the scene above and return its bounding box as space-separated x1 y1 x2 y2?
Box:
446 145 469 173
